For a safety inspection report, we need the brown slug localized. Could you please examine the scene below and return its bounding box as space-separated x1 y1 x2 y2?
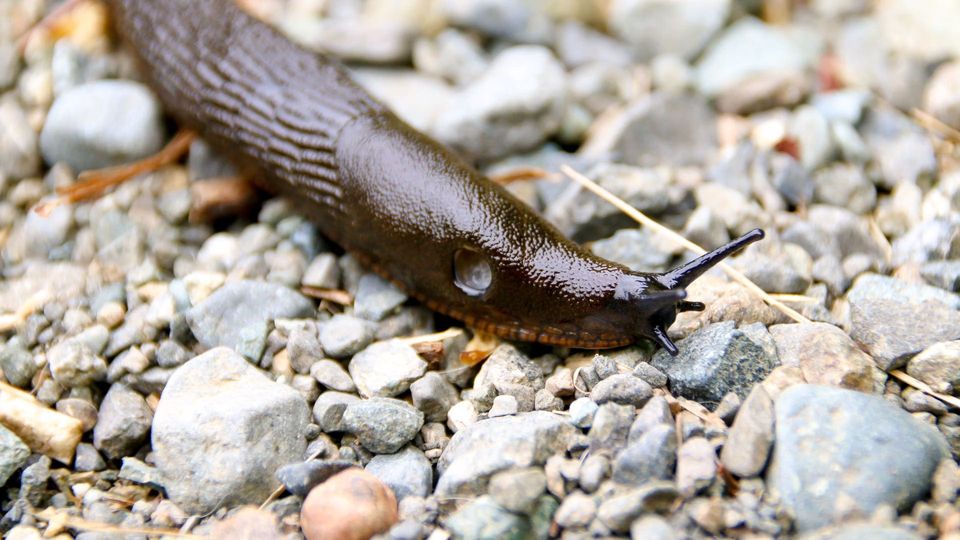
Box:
105 0 763 354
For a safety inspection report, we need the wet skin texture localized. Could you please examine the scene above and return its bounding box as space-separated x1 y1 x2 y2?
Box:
106 0 763 353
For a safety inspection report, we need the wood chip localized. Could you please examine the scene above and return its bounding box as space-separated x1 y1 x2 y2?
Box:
0 381 83 464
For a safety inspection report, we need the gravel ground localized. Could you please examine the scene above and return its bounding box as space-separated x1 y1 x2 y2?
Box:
2 0 960 539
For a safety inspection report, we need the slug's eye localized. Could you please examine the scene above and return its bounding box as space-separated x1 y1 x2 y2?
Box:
453 248 492 297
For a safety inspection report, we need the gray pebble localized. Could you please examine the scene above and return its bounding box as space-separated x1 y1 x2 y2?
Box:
286 326 322 374
152 347 309 513
630 514 677 540
119 457 165 491
588 402 634 455
0 424 30 485
0 97 40 179
906 341 960 394
613 424 677 485
488 394 519 417
488 467 546 514
319 314 375 358
73 443 106 472
444 495 531 539
609 0 729 61
47 341 107 388
770 384 949 532
569 397 599 429
590 373 653 407
309 359 356 393
534 388 563 411
93 383 153 459
652 321 778 408
155 339 191 368
920 260 960 292
813 163 876 214
410 372 460 422
40 80 164 171
312 391 360 433
185 280 314 362
348 340 427 398
0 338 37 388
341 397 424 454
276 460 356 496
891 218 960 267
354 274 407 321
366 446 433 501
301 253 340 289
55 398 98 432
435 45 566 161
437 411 577 497
590 229 672 274
579 454 609 494
472 344 544 412
629 396 673 442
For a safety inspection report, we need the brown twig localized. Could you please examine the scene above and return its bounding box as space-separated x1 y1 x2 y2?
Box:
889 370 960 410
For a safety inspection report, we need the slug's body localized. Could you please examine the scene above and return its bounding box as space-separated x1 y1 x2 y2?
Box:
107 0 763 353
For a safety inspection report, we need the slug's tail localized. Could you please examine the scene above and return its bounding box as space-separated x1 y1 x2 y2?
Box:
658 228 765 290
641 228 764 356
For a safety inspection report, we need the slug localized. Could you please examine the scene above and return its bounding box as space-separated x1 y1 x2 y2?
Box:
105 0 763 354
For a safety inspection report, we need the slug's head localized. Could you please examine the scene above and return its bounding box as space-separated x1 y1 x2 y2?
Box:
609 228 765 355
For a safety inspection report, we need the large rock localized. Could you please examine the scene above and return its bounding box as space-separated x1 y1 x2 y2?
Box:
185 280 314 362
769 384 949 532
40 80 165 171
651 321 778 409
435 45 566 161
436 411 577 496
152 348 310 513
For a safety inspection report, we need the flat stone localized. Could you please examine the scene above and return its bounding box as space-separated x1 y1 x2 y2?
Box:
850 298 960 371
720 385 774 477
341 397 424 454
312 391 360 433
301 253 340 289
769 384 949 532
348 340 427 398
185 280 314 362
40 80 164 171
309 359 355 393
437 411 577 496
588 402 635 455
365 446 433 501
353 274 407 321
152 347 310 513
769 322 875 392
0 338 37 388
590 373 653 407
651 321 778 409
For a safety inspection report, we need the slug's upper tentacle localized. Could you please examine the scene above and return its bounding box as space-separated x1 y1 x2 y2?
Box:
106 0 766 353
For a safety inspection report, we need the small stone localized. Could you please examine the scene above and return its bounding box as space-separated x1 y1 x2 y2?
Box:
40 80 164 171
301 253 340 290
677 437 717 497
720 385 774 478
210 507 284 540
651 321 778 409
313 391 360 433
811 89 871 124
590 373 653 407
446 400 478 433
630 515 677 540
862 108 937 189
435 45 566 161
932 458 960 503
55 398 98 433
488 467 546 514
714 393 741 425
185 280 314 362
301 469 398 540
436 411 577 497
907 341 960 394
471 344 544 412
365 446 433 501
598 482 679 532
413 28 488 85
155 339 191 368
0 338 37 388
588 402 635 455
732 244 812 294
47 341 107 388
349 340 427 398
444 495 530 539
534 389 563 411
410 372 459 422
813 163 876 214
591 229 673 274
770 384 949 532
850 297 960 371
769 322 874 392
608 0 729 61
286 327 322 374
319 314 375 359
310 359 356 393
0 97 40 179
152 347 310 513
341 397 425 454
354 274 407 321
6 202 73 262
569 397 599 429
612 424 677 485
544 367 575 397
0 424 30 485
276 460 356 497
629 396 674 442
921 260 960 292
891 218 960 267
73 442 105 472
488 394 519 417
554 490 596 528
119 457 165 490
